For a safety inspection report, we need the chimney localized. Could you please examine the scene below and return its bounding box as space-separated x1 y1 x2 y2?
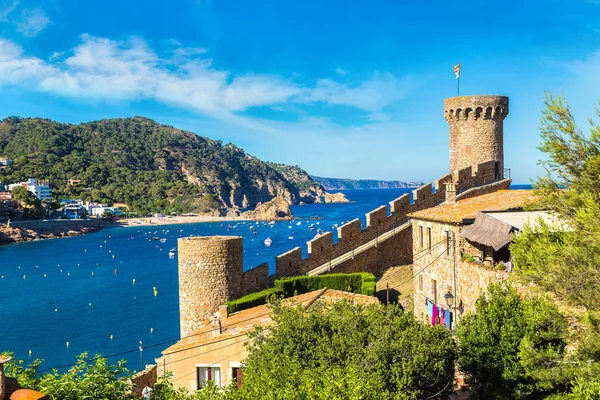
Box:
211 315 222 336
444 182 457 203
218 304 229 319
0 355 12 400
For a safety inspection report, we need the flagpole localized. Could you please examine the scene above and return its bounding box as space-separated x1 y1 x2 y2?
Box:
457 75 460 96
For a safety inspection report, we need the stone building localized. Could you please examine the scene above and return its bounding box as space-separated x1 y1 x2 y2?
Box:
408 190 539 327
156 289 378 391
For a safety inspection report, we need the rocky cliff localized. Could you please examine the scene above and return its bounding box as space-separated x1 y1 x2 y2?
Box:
241 197 293 221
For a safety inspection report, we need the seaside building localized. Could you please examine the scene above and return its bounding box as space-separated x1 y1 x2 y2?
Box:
0 158 13 167
8 178 52 201
408 190 542 327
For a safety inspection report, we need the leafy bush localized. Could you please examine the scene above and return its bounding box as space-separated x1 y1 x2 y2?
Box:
461 253 476 263
225 287 282 313
274 272 375 297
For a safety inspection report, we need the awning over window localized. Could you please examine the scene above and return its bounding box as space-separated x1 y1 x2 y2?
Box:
461 211 514 251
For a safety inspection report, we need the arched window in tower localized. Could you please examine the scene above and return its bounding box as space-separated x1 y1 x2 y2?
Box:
465 108 472 119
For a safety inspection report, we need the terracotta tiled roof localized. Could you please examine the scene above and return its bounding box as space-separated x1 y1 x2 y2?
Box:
162 289 379 354
408 190 536 224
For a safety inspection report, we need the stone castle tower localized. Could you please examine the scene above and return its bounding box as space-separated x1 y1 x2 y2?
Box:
444 95 509 177
177 236 243 338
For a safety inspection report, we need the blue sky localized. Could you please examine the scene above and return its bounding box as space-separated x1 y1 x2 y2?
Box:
0 0 599 183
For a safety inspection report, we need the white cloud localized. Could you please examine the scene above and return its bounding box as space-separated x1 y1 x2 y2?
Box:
301 72 415 115
0 35 414 124
16 8 50 37
335 67 348 76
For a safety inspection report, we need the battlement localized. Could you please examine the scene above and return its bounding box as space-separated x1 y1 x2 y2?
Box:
444 95 509 122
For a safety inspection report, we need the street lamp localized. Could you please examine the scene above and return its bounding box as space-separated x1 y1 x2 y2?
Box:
443 290 455 308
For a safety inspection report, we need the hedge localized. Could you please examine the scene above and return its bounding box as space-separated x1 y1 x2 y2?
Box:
275 272 376 297
225 287 282 313
224 272 377 314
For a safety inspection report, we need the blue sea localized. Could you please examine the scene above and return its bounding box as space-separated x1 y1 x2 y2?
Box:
0 184 532 371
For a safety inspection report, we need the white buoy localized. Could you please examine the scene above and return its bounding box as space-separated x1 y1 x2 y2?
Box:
91 272 94 275
67 272 70 276
23 275 26 279
132 278 136 284
28 350 32 357
55 308 58 312
43 274 46 277
150 327 154 334
89 303 92 307
110 335 113 341
66 342 69 348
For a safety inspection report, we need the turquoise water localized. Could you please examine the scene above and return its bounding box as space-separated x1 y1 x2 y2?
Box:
0 188 416 371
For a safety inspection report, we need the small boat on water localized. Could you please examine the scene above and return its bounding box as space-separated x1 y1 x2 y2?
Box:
288 235 294 240
160 238 167 243
264 237 272 247
152 237 159 241
169 248 176 257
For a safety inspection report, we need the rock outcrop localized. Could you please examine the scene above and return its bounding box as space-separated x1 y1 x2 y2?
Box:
242 197 293 221
323 192 351 203
0 224 100 244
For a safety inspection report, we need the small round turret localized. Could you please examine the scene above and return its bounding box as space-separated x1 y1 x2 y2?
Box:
178 236 243 339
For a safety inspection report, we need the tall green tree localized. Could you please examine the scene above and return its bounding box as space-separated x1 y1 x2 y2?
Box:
457 283 570 399
510 92 600 309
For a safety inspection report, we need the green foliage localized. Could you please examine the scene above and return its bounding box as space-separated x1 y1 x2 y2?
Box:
241 300 456 400
0 117 324 215
5 352 133 400
274 272 376 297
510 92 600 309
461 253 476 263
225 287 282 313
457 283 573 399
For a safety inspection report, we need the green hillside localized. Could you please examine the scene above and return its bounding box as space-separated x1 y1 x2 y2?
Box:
0 117 326 215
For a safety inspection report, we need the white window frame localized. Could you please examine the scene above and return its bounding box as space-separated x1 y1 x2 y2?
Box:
195 364 222 390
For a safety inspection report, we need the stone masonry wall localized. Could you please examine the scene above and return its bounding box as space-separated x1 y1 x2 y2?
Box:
412 219 505 325
445 95 508 175
129 364 157 396
178 236 244 338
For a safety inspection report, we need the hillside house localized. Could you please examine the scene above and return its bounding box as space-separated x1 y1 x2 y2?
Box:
155 289 378 391
408 189 541 328
8 179 52 201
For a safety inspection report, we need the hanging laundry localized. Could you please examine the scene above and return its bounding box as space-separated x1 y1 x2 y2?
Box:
444 309 451 328
427 300 433 317
432 305 439 326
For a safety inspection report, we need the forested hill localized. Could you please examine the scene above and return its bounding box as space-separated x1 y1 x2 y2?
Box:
311 176 422 190
0 117 327 215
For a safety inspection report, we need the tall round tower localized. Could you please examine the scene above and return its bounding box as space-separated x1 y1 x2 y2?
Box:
444 95 509 175
177 236 243 339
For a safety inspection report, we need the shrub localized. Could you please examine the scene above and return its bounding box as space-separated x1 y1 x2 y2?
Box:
275 273 375 297
225 287 282 313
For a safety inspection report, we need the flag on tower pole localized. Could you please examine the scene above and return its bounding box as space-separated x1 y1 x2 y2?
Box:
454 62 461 96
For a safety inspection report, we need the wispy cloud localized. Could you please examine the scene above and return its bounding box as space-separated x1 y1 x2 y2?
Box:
0 35 414 124
335 67 348 76
0 0 19 20
16 8 50 37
